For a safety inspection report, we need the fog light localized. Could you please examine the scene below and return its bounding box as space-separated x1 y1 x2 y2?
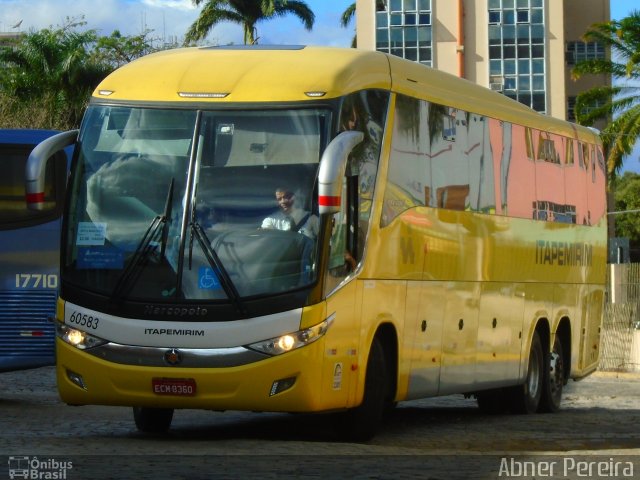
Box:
269 376 296 396
67 370 87 390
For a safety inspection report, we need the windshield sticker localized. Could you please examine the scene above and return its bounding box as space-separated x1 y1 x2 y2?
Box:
199 267 222 290
217 124 234 135
77 247 124 269
77 222 107 246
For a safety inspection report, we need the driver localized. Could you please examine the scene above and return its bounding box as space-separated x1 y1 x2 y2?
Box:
261 187 319 239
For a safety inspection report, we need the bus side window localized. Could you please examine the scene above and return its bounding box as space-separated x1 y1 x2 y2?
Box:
325 178 354 294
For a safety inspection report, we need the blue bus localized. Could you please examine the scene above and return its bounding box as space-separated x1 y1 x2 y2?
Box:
0 129 70 372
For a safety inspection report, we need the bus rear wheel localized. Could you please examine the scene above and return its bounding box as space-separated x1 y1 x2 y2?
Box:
539 336 565 413
510 331 543 414
133 407 174 433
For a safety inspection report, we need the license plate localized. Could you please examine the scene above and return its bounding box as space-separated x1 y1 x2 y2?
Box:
152 378 196 397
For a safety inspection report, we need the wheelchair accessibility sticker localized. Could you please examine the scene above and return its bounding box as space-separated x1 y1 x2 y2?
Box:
199 267 222 290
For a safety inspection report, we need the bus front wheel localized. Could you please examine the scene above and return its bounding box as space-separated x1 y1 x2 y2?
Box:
336 337 388 441
133 407 174 433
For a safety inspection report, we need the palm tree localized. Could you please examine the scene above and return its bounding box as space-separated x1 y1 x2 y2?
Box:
340 1 386 48
340 2 357 47
184 0 315 46
572 11 640 176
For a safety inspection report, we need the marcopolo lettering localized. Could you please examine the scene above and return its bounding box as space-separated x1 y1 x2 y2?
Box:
535 240 593 267
144 305 208 317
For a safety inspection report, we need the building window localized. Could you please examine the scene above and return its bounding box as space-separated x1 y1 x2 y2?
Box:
567 96 606 122
489 11 501 24
375 0 432 67
516 10 529 23
566 41 605 65
488 0 546 113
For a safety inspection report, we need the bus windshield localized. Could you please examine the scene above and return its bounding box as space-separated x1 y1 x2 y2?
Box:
63 105 331 302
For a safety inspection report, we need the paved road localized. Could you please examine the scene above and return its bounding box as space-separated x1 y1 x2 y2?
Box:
1 367 639 479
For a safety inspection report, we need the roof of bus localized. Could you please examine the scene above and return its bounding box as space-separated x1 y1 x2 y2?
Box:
93 45 600 145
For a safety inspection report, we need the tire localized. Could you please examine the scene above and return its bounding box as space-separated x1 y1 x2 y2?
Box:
476 388 510 414
336 337 388 441
510 331 544 414
133 407 174 433
538 336 565 413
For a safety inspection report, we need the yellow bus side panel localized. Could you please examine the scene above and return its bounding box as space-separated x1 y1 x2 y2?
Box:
360 207 606 390
402 280 445 400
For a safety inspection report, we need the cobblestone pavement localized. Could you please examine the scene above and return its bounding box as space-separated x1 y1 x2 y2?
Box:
1 367 639 479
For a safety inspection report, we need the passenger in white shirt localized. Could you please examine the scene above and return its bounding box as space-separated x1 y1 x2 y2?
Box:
261 187 319 239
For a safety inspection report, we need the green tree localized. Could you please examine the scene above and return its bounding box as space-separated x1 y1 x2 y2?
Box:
92 29 158 68
340 1 385 48
184 0 315 46
0 18 162 129
0 18 112 128
572 11 640 177
612 172 640 253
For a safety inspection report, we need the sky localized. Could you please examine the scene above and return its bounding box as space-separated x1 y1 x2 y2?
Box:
0 0 638 170
0 0 355 47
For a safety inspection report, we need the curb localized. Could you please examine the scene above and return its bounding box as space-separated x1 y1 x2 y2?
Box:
591 370 640 380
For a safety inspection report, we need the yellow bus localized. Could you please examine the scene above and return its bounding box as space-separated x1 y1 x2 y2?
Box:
27 46 606 440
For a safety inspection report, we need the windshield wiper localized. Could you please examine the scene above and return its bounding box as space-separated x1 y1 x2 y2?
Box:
110 179 175 301
190 222 246 316
160 178 174 258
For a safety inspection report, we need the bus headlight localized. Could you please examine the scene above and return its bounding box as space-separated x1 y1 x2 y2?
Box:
247 316 334 356
57 323 107 350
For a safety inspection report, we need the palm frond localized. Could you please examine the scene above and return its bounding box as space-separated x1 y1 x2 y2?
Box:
572 11 640 176
341 3 356 28
273 1 315 31
184 2 244 44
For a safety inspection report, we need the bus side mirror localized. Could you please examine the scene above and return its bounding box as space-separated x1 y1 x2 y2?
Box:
317 131 364 215
26 130 78 211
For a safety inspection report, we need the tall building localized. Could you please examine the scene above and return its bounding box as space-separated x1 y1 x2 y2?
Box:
356 0 610 123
